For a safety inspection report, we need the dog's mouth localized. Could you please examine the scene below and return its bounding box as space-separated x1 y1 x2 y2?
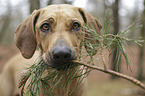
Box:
49 62 76 70
43 53 77 70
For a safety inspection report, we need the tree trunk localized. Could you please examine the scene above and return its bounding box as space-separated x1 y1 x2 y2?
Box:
112 0 119 35
51 0 65 4
29 0 40 14
0 0 11 43
137 0 145 81
0 16 10 42
111 0 120 79
51 0 73 4
48 0 53 5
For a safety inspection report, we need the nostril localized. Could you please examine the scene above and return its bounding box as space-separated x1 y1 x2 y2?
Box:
54 55 60 60
64 54 71 59
53 53 71 61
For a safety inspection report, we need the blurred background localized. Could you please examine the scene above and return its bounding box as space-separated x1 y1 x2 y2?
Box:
0 0 145 96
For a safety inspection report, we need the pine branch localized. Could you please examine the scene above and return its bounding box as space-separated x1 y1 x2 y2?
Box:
73 60 145 90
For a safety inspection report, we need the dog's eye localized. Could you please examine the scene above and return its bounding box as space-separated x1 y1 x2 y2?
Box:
72 22 80 31
40 23 50 32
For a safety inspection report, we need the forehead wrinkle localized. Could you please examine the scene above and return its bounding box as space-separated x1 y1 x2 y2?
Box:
40 5 83 24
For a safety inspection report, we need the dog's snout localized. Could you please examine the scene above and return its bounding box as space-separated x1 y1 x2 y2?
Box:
52 46 71 62
47 39 76 69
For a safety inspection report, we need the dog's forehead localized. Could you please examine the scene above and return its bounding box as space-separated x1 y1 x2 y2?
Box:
39 4 82 20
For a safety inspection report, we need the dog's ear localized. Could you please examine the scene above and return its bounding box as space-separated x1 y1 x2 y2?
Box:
78 8 102 55
15 10 40 59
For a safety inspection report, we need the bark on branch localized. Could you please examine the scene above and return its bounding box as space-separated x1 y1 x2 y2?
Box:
73 61 145 90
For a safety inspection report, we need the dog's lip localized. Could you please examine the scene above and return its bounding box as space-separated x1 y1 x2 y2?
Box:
43 58 76 70
45 60 72 68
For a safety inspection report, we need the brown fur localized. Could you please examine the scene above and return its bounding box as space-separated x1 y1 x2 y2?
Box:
0 4 101 96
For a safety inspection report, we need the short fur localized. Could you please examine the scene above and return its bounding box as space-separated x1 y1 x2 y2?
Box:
0 4 101 96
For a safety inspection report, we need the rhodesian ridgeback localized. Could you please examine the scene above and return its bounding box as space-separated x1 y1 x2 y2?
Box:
0 4 101 96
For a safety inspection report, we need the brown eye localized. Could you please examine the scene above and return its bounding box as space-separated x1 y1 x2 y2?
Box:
40 23 50 32
72 22 80 31
43 24 49 30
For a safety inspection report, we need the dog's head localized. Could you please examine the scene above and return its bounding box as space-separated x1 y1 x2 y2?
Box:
15 4 102 69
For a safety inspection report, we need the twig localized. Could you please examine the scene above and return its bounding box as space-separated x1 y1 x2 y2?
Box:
101 50 107 70
73 61 145 90
100 36 107 70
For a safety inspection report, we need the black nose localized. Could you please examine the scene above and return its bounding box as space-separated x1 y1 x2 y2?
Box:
52 46 71 62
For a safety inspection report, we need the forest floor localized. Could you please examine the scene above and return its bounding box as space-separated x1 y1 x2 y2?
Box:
0 44 145 96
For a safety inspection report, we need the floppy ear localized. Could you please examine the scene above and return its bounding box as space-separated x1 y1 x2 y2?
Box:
78 8 102 55
15 10 40 59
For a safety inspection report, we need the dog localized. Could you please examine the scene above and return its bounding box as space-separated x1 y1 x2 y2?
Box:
0 4 101 96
